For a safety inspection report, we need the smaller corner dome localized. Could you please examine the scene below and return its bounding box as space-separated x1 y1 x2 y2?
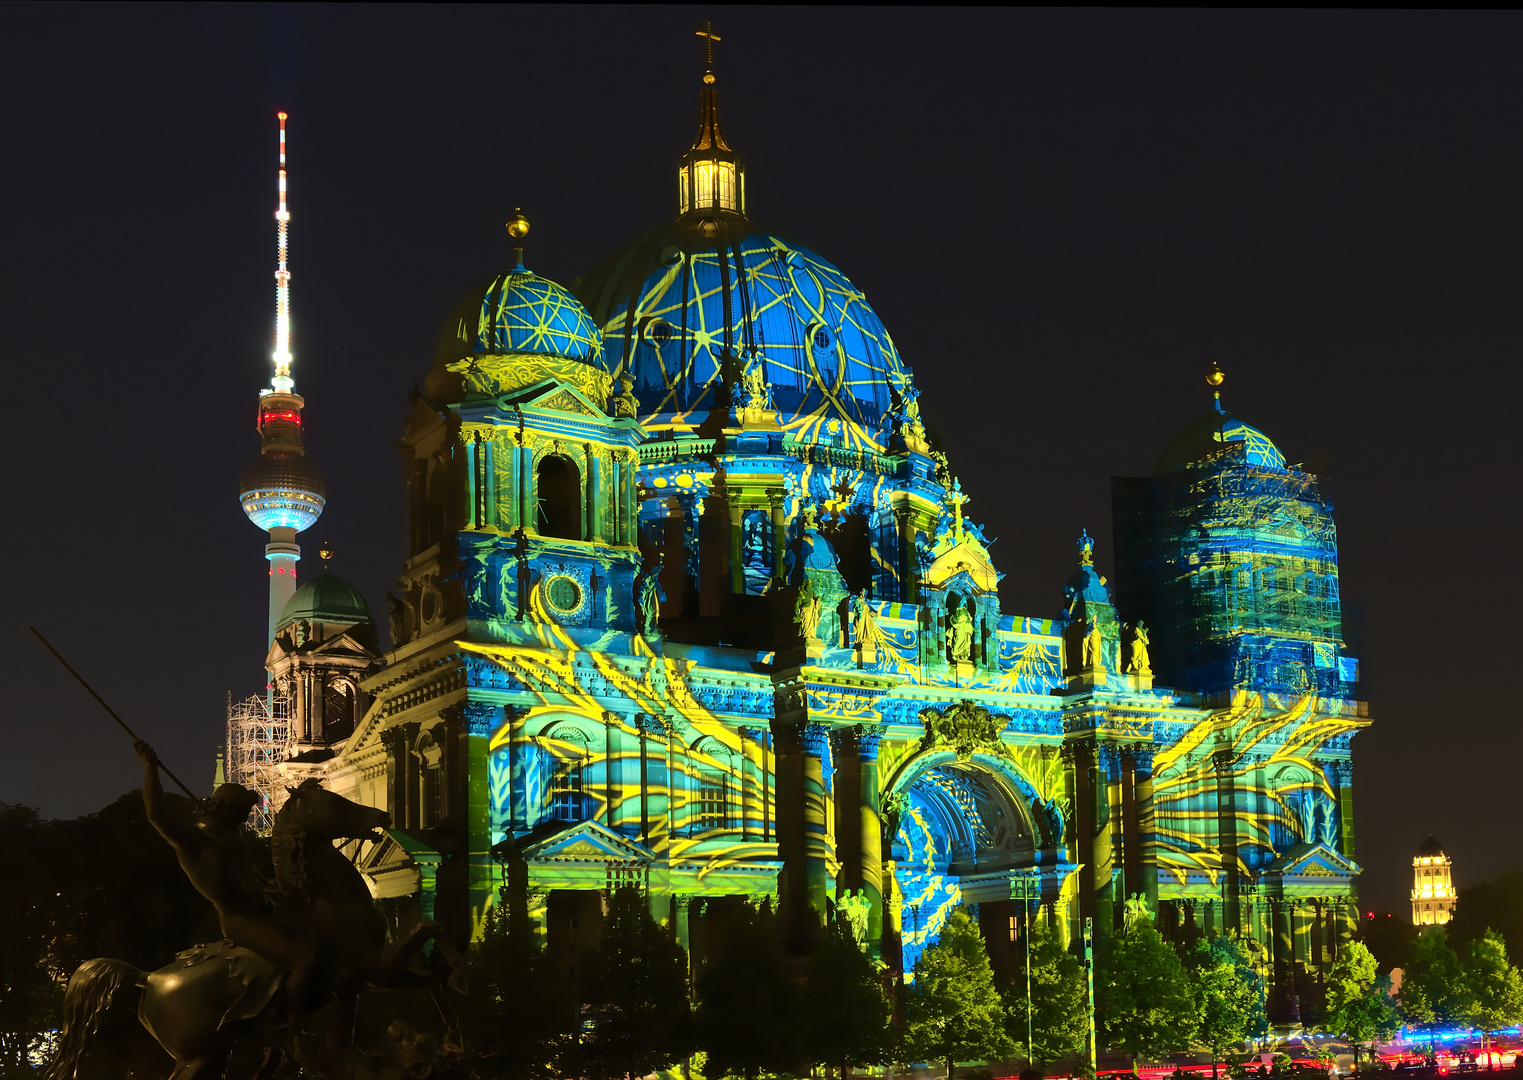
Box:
277 572 374 633
437 266 605 370
1156 397 1287 473
1416 836 1447 858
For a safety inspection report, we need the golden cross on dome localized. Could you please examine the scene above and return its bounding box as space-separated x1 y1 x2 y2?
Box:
696 21 721 81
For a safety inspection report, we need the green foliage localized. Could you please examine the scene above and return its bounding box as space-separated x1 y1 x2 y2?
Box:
1399 926 1471 1031
1183 935 1267 1067
1449 871 1523 967
1096 917 1197 1059
800 923 892 1073
903 909 1015 1076
457 898 575 1079
1461 928 1523 1034
694 901 798 1078
1322 941 1399 1059
576 887 694 1080
1001 920 1088 1067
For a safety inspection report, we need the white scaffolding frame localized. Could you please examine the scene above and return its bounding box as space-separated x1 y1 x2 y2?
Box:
225 691 292 835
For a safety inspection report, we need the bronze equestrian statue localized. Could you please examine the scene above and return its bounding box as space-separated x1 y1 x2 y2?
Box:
44 751 467 1079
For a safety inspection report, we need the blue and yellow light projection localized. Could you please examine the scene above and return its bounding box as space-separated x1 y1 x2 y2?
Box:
327 40 1369 1023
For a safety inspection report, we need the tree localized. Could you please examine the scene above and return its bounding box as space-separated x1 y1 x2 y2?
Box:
695 900 798 1079
458 897 576 1079
1323 941 1399 1066
1462 929 1523 1040
1001 921 1088 1067
1183 935 1266 1078
799 923 892 1075
1400 926 1471 1035
577 887 693 1080
1096 917 1197 1060
903 909 1015 1078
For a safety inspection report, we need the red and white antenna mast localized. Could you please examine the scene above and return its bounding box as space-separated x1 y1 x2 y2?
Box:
271 111 294 393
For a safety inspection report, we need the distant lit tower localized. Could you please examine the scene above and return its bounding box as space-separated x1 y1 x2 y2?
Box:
1411 836 1458 926
238 112 326 650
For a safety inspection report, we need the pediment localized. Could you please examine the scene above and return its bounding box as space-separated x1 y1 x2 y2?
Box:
925 542 999 592
520 820 657 865
1262 842 1360 880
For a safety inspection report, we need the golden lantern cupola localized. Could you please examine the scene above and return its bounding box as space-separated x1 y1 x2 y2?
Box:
678 22 745 218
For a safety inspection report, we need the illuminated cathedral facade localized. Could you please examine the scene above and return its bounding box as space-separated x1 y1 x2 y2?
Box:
263 44 1370 1024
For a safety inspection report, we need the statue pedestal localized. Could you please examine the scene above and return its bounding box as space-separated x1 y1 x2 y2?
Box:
1114 670 1154 691
1066 665 1109 691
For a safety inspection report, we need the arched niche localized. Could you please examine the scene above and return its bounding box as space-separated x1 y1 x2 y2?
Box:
536 453 582 540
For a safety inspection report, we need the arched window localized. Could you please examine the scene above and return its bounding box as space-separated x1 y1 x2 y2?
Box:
323 678 355 741
547 728 590 823
536 455 582 540
740 509 772 594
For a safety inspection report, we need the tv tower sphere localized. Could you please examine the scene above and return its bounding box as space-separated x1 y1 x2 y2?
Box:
238 112 326 645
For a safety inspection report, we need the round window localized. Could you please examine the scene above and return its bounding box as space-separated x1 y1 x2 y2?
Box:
545 575 582 613
811 325 834 353
645 318 674 347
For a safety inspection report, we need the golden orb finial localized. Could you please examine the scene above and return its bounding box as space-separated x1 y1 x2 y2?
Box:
703 71 715 85
506 208 530 240
318 541 333 563
1206 361 1225 387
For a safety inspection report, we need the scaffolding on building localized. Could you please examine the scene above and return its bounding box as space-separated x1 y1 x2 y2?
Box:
225 691 292 835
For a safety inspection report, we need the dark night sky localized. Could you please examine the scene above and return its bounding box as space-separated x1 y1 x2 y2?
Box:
2 5 1519 914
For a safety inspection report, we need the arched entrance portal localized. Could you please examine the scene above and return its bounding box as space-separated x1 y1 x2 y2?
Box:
890 755 1039 974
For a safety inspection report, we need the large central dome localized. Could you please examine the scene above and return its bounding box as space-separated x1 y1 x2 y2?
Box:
577 216 909 451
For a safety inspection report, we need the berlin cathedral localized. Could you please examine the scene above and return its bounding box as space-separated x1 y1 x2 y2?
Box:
238 36 1369 1025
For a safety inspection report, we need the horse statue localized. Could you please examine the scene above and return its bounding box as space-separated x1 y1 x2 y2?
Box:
272 778 467 1072
44 780 466 1080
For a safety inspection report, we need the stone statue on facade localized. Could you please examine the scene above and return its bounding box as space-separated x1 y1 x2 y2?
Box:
741 358 771 410
1123 892 1152 931
945 604 974 663
1082 619 1102 669
1125 620 1152 674
850 589 885 657
794 578 823 641
635 557 665 638
611 372 639 418
838 889 872 949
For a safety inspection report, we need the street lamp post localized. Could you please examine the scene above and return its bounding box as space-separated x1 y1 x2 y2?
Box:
1084 916 1097 1074
1011 874 1039 1059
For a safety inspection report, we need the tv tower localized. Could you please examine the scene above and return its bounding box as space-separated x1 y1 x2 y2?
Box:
238 112 326 650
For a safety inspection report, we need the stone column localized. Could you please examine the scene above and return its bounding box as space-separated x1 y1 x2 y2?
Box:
858 724 886 948
769 490 786 585
1133 748 1158 913
1067 741 1098 930
505 706 530 831
1271 898 1295 1022
1215 749 1241 931
801 723 832 925
587 448 602 543
832 728 862 896
772 722 806 935
729 499 746 594
738 727 760 841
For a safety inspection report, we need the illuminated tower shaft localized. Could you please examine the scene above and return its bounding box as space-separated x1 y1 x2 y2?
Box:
239 112 325 652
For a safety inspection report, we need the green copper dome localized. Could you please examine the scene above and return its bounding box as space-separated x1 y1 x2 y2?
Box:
276 572 374 633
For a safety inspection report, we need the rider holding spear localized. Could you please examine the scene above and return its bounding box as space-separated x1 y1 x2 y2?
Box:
31 624 317 1046
134 738 316 1043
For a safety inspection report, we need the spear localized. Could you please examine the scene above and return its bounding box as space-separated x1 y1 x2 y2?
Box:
29 626 198 800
